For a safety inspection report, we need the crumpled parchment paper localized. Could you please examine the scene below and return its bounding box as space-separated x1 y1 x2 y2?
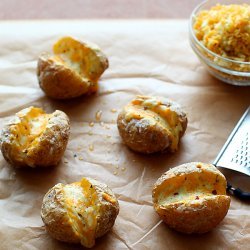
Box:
0 20 249 250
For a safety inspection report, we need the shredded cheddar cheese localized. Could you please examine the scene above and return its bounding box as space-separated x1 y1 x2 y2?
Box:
102 192 116 204
193 4 250 62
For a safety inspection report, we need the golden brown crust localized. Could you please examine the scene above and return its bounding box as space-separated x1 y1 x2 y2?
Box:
156 195 230 234
117 96 187 154
41 184 79 243
152 162 231 234
117 115 170 153
37 53 90 99
89 178 119 238
0 107 70 168
41 178 119 248
37 36 109 100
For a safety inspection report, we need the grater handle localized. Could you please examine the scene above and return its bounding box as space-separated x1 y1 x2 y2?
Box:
227 183 250 200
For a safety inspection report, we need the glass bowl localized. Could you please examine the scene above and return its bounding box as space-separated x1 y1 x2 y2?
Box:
189 0 250 86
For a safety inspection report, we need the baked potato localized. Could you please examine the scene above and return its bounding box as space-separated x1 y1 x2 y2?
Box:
117 95 187 154
41 177 119 248
37 36 109 99
0 106 70 168
152 162 231 234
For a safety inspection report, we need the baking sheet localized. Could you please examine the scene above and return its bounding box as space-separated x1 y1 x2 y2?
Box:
0 20 249 250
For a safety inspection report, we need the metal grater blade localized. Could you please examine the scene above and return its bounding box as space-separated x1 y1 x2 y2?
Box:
214 107 250 176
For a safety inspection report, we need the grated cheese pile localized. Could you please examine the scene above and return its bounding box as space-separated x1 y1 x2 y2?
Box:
194 4 250 62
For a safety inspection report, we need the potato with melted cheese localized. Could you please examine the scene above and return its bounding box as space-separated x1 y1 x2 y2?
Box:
0 106 70 168
37 36 109 99
41 178 119 248
152 162 231 234
117 96 187 154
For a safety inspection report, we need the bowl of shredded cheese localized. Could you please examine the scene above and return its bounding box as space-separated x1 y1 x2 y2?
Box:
189 0 250 86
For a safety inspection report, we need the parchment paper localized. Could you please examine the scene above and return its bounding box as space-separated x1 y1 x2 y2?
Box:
0 20 249 250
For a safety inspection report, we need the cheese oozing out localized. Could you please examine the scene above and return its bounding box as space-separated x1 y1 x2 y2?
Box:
53 37 85 77
154 165 227 207
124 96 183 151
9 107 50 164
63 178 100 248
53 37 96 81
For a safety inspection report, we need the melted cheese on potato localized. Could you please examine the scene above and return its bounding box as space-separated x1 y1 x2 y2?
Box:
9 107 50 164
63 178 100 248
53 37 88 78
124 96 183 151
48 36 106 95
155 165 227 207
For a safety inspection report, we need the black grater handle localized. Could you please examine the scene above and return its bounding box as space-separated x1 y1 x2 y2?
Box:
227 183 250 200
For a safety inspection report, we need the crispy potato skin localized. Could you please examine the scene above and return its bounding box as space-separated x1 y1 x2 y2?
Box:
0 108 70 168
152 162 231 234
41 184 79 243
156 195 230 234
117 116 171 153
41 178 119 246
90 179 119 238
37 37 109 100
37 53 91 100
117 96 187 154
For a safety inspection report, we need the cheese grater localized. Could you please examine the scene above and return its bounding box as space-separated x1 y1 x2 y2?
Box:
213 106 250 200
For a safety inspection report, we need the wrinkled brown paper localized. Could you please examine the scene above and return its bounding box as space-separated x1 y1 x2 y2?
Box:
0 20 249 250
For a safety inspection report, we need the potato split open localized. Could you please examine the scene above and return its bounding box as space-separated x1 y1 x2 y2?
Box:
63 178 100 247
0 106 70 168
117 96 187 154
41 178 119 248
152 162 231 233
37 36 109 99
